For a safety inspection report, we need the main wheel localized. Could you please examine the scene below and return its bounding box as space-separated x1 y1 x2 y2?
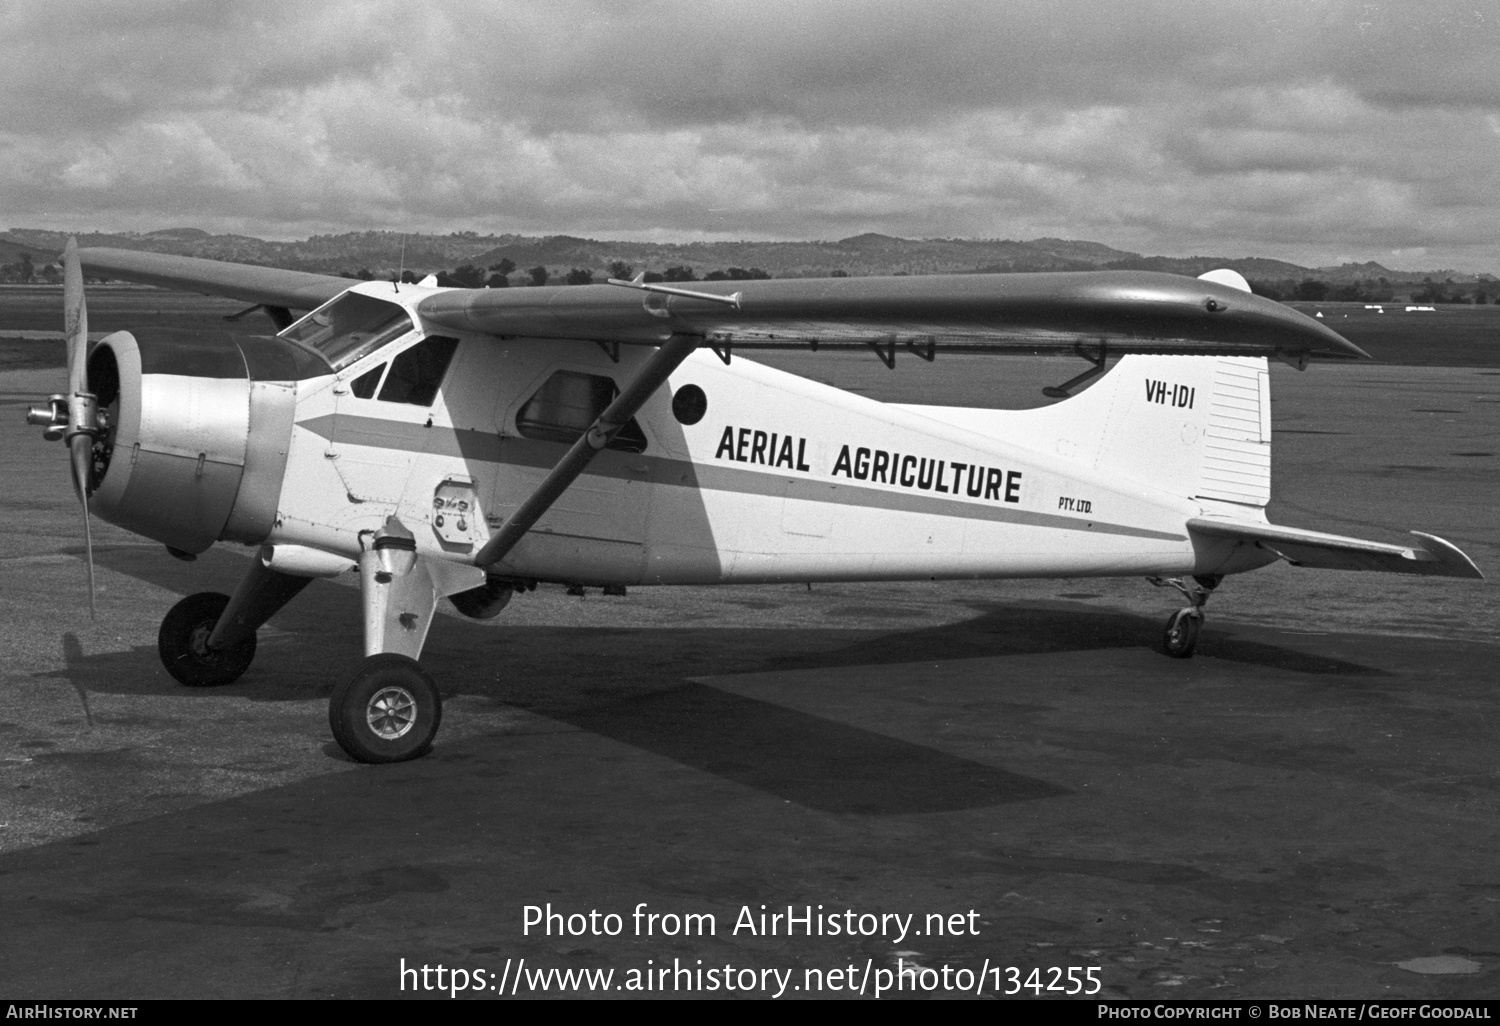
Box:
158 592 256 686
329 654 442 764
1162 608 1201 659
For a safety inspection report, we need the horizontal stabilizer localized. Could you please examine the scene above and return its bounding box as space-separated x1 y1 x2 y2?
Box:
1187 518 1483 579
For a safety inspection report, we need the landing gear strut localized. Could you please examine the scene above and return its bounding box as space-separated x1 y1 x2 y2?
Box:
323 516 486 764
1148 574 1222 659
157 557 312 687
154 520 481 764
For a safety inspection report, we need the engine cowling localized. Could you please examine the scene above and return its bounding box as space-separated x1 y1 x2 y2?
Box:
86 328 329 553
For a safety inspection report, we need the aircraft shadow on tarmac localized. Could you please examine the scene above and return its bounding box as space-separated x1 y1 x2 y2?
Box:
34 542 1386 815
777 600 1389 679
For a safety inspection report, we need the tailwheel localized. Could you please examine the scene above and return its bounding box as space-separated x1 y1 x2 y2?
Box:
1148 573 1221 660
329 654 442 764
1162 608 1202 659
158 592 256 687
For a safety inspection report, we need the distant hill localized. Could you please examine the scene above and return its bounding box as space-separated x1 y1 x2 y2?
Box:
0 239 36 265
3 226 1493 286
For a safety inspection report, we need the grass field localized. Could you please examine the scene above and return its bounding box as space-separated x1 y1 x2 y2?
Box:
2 285 1497 369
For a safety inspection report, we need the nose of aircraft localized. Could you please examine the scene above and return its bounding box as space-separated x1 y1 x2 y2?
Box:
79 328 325 555
83 329 254 553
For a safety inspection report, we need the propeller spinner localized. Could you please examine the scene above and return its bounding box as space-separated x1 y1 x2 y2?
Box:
25 237 102 618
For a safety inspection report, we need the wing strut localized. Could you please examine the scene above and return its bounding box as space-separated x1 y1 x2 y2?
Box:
1042 341 1109 399
474 333 701 569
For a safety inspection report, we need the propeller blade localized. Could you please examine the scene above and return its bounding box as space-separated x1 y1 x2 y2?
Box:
69 434 97 620
69 427 91 501
62 237 88 396
62 238 98 620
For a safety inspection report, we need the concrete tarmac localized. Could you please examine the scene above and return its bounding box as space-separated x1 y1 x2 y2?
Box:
0 357 1496 999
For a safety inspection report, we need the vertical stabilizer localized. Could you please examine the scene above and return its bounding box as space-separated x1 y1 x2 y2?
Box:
900 353 1273 509
1078 353 1271 508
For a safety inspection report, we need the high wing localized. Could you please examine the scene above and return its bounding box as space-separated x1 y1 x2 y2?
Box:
421 269 1366 359
77 246 1366 361
1188 518 1483 579
78 247 350 311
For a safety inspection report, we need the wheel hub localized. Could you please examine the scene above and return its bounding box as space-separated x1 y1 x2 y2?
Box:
188 623 217 662
366 686 417 739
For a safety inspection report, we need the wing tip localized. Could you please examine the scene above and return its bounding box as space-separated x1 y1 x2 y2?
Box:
1410 531 1485 579
1328 337 1374 361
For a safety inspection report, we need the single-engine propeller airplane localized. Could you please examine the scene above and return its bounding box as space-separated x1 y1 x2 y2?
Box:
24 239 1482 764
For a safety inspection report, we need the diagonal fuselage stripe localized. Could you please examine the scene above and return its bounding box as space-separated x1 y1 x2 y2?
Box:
298 414 1184 541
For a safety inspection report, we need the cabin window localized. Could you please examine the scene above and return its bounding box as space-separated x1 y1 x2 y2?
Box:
515 370 648 452
378 336 460 406
350 363 386 399
280 292 414 369
671 384 707 424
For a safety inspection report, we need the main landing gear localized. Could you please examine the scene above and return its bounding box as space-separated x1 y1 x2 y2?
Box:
158 592 257 687
329 654 442 763
1148 574 1222 659
155 517 491 764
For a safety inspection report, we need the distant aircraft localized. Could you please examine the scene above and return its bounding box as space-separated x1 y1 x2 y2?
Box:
24 241 1481 763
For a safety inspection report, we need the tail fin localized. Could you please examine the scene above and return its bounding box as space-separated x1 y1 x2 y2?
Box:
902 353 1273 509
1083 353 1271 509
1049 266 1273 508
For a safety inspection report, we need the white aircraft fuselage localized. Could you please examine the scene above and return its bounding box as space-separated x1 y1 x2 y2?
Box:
89 280 1276 593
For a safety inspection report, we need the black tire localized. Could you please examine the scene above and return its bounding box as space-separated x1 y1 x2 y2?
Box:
329 654 442 764
1163 608 1201 659
158 592 256 687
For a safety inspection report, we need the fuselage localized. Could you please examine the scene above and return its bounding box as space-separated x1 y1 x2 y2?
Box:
86 280 1277 587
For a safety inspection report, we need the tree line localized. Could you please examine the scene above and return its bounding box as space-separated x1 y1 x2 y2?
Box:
0 251 120 284
1248 276 1495 304
0 252 45 283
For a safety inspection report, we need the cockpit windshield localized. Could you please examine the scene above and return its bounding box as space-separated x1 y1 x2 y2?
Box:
279 292 414 370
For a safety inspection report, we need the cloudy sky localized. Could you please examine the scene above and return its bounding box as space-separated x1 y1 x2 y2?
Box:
4 0 1499 271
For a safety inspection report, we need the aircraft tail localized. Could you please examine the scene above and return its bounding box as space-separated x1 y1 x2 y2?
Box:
1016 265 1273 509
1066 353 1272 510
900 352 1273 510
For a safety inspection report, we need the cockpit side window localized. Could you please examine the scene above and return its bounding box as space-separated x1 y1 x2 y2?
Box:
280 292 414 369
350 363 386 399
515 370 648 452
377 335 460 406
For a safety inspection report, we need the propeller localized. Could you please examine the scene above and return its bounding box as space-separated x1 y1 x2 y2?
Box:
25 238 99 618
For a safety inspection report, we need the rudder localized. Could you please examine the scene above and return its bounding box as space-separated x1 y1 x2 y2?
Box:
1076 353 1272 509
902 353 1272 509
895 346 1273 509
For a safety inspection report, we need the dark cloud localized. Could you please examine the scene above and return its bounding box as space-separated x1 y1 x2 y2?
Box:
3 0 1497 270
